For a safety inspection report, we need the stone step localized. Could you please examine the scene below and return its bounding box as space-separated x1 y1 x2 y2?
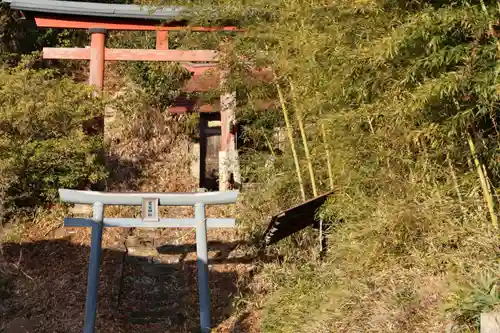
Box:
125 236 154 248
157 253 182 264
126 247 158 258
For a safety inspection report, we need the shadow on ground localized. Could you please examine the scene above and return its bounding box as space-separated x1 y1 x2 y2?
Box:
156 241 282 266
0 239 256 333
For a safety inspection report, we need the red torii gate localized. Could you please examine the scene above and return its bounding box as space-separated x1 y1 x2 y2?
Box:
9 0 240 191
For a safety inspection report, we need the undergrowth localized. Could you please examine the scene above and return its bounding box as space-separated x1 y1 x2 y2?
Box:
0 65 106 220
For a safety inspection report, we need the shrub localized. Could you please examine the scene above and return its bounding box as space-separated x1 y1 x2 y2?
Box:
0 66 107 220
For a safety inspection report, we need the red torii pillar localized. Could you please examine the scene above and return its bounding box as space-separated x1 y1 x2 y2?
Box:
89 28 106 91
89 28 169 92
156 31 169 50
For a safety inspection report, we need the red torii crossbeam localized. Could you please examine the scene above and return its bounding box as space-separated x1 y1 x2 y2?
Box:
35 16 241 32
42 27 219 91
43 47 218 62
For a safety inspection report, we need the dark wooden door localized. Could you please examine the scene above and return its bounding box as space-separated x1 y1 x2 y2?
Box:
199 113 221 191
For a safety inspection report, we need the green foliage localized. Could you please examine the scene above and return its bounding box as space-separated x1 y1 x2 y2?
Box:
126 62 192 109
0 4 40 57
0 4 89 72
446 272 500 330
0 66 107 217
107 30 193 110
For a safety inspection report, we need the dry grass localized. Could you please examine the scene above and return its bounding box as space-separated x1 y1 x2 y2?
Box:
243 161 500 333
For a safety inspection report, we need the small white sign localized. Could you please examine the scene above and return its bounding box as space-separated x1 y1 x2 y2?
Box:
142 198 159 222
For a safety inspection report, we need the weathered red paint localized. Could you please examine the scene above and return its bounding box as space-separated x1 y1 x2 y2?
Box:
182 64 216 76
167 94 221 113
156 31 169 50
34 17 242 32
43 47 217 62
168 104 215 114
105 49 217 62
184 72 219 93
180 67 274 92
43 47 91 60
43 47 217 75
89 32 106 90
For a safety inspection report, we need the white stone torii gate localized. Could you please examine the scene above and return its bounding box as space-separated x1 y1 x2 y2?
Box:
59 188 239 333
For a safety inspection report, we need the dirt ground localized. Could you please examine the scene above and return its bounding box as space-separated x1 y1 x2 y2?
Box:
0 225 262 333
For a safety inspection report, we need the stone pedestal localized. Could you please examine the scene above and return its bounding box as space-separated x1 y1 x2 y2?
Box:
219 150 240 190
481 313 500 333
191 142 201 182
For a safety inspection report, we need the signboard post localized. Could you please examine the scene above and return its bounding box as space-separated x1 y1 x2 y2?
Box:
59 189 239 333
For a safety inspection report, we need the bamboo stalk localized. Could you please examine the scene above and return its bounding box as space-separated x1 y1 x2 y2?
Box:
276 82 306 201
482 163 492 193
447 153 467 217
467 133 498 228
480 163 500 213
367 116 375 135
321 122 334 190
262 128 276 158
289 80 318 197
